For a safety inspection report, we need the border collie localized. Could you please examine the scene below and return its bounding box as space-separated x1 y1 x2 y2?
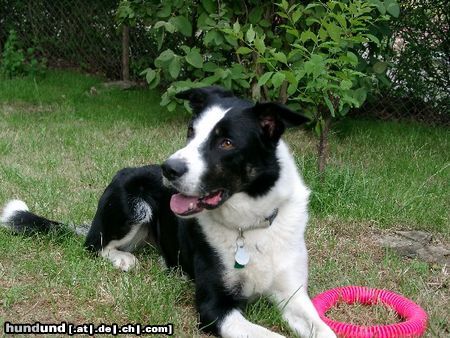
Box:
1 86 335 338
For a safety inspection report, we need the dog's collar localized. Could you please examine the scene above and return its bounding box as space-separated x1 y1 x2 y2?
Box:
240 208 279 230
234 208 278 269
264 208 278 226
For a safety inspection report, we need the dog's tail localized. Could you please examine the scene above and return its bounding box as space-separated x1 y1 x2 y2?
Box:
1 199 89 236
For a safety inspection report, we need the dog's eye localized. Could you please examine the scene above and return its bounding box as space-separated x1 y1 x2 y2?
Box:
187 126 195 139
219 138 234 150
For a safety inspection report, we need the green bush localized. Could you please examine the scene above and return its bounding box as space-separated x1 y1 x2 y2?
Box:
1 30 46 78
116 0 399 173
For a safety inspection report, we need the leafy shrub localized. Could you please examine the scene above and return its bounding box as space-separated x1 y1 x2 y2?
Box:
116 0 399 173
1 29 46 78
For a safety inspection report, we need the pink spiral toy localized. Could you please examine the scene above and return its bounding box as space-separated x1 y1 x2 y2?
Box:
312 286 428 337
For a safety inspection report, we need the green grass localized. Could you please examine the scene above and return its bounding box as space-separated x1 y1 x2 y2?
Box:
0 70 448 336
304 120 449 231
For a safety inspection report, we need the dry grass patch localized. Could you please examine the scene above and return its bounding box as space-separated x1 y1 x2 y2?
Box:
0 102 58 115
327 302 402 326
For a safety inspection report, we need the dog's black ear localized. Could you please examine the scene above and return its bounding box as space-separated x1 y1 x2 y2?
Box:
175 86 234 115
252 102 309 142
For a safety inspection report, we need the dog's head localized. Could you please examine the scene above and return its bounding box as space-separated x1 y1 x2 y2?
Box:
162 86 308 218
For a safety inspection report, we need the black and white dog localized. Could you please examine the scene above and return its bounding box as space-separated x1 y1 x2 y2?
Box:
1 87 335 338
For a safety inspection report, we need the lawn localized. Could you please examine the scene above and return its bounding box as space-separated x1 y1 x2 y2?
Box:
0 70 448 337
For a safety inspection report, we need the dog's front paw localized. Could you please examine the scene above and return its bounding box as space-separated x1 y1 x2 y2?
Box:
220 309 287 338
314 324 336 338
223 329 285 338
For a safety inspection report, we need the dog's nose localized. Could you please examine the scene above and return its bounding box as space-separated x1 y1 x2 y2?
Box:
161 158 188 181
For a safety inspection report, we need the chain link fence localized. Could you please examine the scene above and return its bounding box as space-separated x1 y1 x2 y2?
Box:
355 0 449 126
0 0 156 79
355 94 449 126
0 0 448 125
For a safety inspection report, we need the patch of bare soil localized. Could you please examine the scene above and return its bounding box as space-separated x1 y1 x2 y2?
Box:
377 230 450 265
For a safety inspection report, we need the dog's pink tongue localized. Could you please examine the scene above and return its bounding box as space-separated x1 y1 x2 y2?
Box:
202 191 222 206
170 193 199 215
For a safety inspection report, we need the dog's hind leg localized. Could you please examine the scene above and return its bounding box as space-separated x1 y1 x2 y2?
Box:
84 166 162 272
100 220 149 271
96 198 153 272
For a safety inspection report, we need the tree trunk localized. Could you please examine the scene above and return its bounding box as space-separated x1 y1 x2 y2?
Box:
251 52 262 101
278 80 288 104
189 6 198 47
122 25 130 82
317 117 332 180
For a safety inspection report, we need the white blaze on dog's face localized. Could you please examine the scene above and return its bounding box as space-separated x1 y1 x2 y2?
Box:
166 105 229 196
161 86 309 218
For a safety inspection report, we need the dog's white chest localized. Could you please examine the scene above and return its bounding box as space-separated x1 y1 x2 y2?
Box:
227 233 276 297
199 216 298 298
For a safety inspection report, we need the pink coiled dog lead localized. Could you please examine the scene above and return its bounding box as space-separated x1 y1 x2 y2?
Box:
312 286 428 337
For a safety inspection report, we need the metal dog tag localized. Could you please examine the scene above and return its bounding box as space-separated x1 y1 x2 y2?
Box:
234 233 249 268
235 245 250 266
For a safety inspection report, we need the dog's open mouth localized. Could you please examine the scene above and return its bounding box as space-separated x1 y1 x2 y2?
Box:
170 190 226 216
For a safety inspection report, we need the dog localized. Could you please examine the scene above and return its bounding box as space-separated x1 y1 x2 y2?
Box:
1 86 336 338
